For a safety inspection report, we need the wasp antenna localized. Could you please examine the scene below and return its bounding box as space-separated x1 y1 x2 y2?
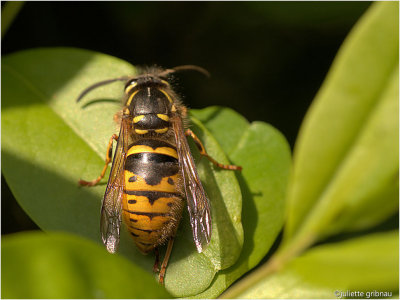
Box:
76 76 130 102
159 65 210 78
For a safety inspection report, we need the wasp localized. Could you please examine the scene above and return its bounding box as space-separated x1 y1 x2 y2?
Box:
77 65 241 284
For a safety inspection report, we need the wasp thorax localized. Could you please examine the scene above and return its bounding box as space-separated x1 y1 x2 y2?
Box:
127 86 172 135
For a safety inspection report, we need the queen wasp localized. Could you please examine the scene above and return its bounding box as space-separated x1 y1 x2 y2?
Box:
77 65 241 283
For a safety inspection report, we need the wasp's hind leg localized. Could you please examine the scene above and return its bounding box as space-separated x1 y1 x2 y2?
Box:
153 247 160 273
78 134 118 186
158 237 175 285
185 129 242 171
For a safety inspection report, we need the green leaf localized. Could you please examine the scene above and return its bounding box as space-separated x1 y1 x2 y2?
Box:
1 47 257 297
220 3 399 298
190 108 291 298
190 116 244 270
1 231 171 299
2 48 291 297
154 115 244 296
190 106 250 156
236 231 399 299
2 47 135 241
284 1 399 248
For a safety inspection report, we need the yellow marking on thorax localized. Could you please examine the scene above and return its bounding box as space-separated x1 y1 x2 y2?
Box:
159 88 173 103
133 115 145 123
126 90 139 106
125 82 137 94
127 145 178 158
157 114 169 121
155 128 168 134
135 129 149 135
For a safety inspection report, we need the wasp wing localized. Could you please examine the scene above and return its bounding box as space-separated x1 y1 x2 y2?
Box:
172 116 212 253
100 118 129 253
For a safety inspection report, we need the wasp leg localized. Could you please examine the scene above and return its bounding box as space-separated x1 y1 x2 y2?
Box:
153 247 160 273
185 129 242 171
158 237 175 285
79 134 119 186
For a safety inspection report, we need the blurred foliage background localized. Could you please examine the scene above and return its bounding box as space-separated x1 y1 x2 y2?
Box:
2 2 372 244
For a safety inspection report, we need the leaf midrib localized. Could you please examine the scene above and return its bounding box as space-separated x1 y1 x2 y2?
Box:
288 61 399 252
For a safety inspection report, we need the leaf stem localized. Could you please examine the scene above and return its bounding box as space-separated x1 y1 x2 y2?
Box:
219 254 281 299
219 233 316 299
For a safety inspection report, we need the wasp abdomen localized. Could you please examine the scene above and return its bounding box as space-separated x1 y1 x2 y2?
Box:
122 138 183 253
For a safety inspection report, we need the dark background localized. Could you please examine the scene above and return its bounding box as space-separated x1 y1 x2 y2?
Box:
2 2 371 234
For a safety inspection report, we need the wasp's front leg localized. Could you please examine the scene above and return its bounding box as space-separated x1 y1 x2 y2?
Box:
79 134 118 186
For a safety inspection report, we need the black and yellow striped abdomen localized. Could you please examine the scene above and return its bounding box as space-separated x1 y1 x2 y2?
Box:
122 139 184 253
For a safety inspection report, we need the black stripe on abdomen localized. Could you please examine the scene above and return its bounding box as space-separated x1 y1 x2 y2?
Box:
123 209 171 220
124 190 179 205
129 225 159 234
124 152 179 186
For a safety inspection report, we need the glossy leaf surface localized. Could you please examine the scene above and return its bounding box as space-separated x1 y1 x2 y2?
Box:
284 1 399 247
190 107 291 298
2 231 171 299
237 231 399 299
221 3 399 298
2 48 290 297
